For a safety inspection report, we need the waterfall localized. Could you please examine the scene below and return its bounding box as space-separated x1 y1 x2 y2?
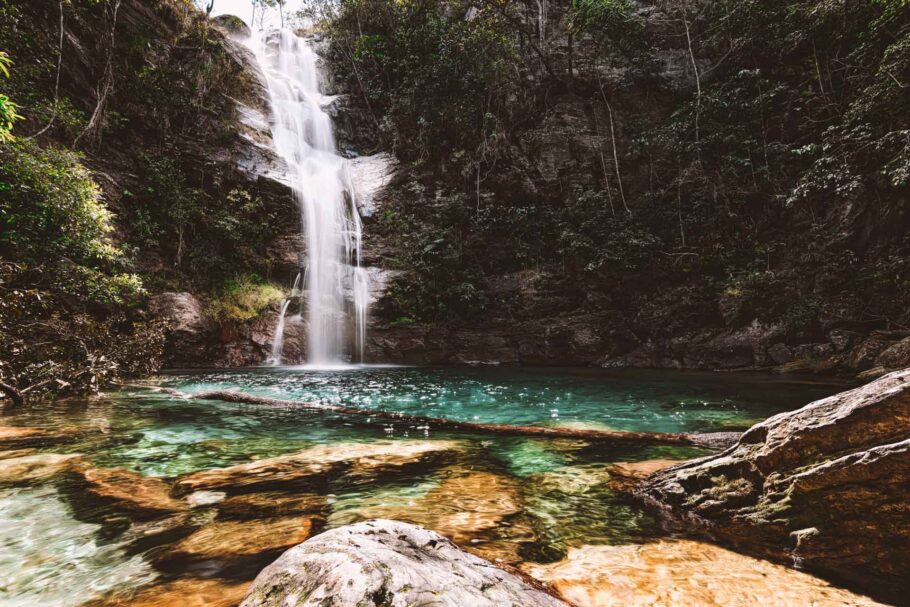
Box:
250 30 369 366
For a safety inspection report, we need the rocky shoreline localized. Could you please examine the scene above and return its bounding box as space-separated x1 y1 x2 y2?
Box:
635 369 910 604
149 288 910 382
2 369 903 606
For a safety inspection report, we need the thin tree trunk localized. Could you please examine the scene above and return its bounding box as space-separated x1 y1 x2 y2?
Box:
26 0 64 141
596 77 630 215
599 149 616 218
681 12 701 156
75 0 122 148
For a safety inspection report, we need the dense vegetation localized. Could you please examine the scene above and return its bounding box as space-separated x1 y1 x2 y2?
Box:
0 0 287 401
321 0 910 337
1 0 908 399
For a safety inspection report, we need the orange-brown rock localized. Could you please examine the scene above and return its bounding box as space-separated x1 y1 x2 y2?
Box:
523 540 886 607
169 516 314 560
83 577 250 607
0 453 82 483
0 426 75 449
174 440 460 494
79 467 186 515
329 469 527 563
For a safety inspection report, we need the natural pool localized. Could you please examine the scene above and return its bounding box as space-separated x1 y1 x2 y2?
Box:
0 367 875 606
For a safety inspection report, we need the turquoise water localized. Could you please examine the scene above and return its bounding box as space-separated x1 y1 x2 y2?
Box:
0 367 852 606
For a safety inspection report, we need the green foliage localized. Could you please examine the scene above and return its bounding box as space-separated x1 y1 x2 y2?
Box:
558 191 662 274
0 51 20 141
207 275 284 322
1 140 112 263
328 0 521 160
568 0 642 51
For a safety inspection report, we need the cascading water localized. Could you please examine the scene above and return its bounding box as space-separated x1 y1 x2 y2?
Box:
250 30 369 366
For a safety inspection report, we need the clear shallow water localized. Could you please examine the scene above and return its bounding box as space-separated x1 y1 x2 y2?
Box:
0 367 853 606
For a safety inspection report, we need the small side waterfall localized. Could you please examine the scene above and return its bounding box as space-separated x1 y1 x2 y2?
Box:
250 30 369 366
267 272 301 365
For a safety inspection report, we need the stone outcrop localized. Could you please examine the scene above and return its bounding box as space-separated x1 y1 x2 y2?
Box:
239 519 568 607
636 369 910 602
523 540 886 607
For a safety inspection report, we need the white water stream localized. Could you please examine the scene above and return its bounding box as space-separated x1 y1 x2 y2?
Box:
250 30 369 365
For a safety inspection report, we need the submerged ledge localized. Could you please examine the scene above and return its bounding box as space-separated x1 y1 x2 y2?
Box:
142 386 740 450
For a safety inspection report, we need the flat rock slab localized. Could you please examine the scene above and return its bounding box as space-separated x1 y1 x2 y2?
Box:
523 540 886 607
78 467 187 516
239 519 568 607
0 453 82 484
0 426 76 449
175 440 460 494
168 516 315 560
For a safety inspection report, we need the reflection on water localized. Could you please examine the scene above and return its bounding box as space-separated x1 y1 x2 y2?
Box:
0 367 865 606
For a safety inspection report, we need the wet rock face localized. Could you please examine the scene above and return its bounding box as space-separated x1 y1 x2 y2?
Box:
637 369 910 601
148 292 211 365
239 519 568 607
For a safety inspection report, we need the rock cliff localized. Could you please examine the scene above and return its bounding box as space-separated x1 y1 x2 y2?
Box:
636 368 910 603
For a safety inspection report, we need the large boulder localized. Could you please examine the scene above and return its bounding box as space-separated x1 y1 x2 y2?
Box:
239 519 568 607
637 369 910 602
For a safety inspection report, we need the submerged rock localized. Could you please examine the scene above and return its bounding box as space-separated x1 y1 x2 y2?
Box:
606 459 687 493
216 490 325 519
637 369 910 600
168 516 315 560
0 453 82 483
78 467 186 516
0 425 76 449
329 469 526 562
523 540 885 607
174 440 460 494
83 577 250 607
239 519 568 607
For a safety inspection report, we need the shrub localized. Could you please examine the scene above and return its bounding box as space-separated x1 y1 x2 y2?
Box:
207 275 284 322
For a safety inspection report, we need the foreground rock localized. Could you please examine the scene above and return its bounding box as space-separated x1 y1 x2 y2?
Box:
240 520 568 607
638 369 910 600
175 440 460 494
523 540 885 607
